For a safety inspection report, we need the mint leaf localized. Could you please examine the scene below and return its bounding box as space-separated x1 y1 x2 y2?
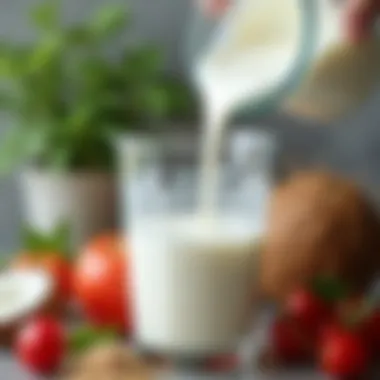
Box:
0 125 50 176
89 6 129 39
30 0 60 32
69 326 118 354
0 127 31 176
311 276 349 303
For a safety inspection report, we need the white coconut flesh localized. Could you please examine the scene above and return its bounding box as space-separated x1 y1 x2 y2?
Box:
0 270 52 325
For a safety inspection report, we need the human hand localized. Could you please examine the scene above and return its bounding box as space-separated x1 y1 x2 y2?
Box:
198 0 380 43
344 0 380 42
196 0 230 18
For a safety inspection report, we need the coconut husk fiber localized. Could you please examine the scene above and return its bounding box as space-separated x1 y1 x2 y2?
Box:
261 171 380 301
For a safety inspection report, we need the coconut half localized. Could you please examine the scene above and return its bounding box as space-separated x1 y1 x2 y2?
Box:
0 269 52 344
261 171 380 301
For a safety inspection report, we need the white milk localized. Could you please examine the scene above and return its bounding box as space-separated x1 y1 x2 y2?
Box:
130 0 297 355
197 0 302 211
130 216 261 354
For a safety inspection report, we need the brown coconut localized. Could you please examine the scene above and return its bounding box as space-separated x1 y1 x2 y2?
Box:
261 171 380 301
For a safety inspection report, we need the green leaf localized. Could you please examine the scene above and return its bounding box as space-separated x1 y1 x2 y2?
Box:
77 58 111 91
50 222 71 255
162 78 197 119
66 103 96 135
65 26 94 47
69 326 118 354
22 222 71 258
0 46 31 78
22 225 50 253
89 6 129 39
30 0 60 31
311 276 350 303
0 59 13 77
27 35 63 73
0 92 16 109
49 146 73 170
0 126 46 176
0 44 15 77
138 85 169 119
123 46 162 80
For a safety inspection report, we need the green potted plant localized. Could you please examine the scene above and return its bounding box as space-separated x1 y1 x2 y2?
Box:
0 1 197 245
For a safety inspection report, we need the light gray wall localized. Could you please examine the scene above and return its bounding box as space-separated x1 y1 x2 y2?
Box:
1 0 380 252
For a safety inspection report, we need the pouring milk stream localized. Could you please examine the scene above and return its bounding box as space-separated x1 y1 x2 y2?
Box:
197 0 303 213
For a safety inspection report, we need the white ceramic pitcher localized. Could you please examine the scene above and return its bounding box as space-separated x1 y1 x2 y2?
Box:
187 0 380 123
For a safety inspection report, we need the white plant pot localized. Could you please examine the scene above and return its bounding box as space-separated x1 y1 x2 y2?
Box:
19 170 117 247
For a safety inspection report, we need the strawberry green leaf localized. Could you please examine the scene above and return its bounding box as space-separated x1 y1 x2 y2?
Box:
50 221 72 257
311 276 349 303
69 326 118 354
22 222 72 259
22 224 50 253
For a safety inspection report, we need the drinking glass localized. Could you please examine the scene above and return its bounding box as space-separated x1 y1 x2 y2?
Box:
116 129 276 372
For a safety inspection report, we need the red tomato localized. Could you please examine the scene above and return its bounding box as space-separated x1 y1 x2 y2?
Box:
73 234 130 333
270 317 310 362
13 253 72 307
285 289 331 334
320 330 368 377
15 316 65 375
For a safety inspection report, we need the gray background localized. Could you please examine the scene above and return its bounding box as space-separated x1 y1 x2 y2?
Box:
1 0 380 252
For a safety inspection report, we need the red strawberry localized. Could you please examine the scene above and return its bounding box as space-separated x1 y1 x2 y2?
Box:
270 316 311 363
361 309 380 356
285 289 331 333
320 329 369 378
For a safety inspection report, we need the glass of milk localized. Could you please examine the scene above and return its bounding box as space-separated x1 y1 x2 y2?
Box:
117 128 275 367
